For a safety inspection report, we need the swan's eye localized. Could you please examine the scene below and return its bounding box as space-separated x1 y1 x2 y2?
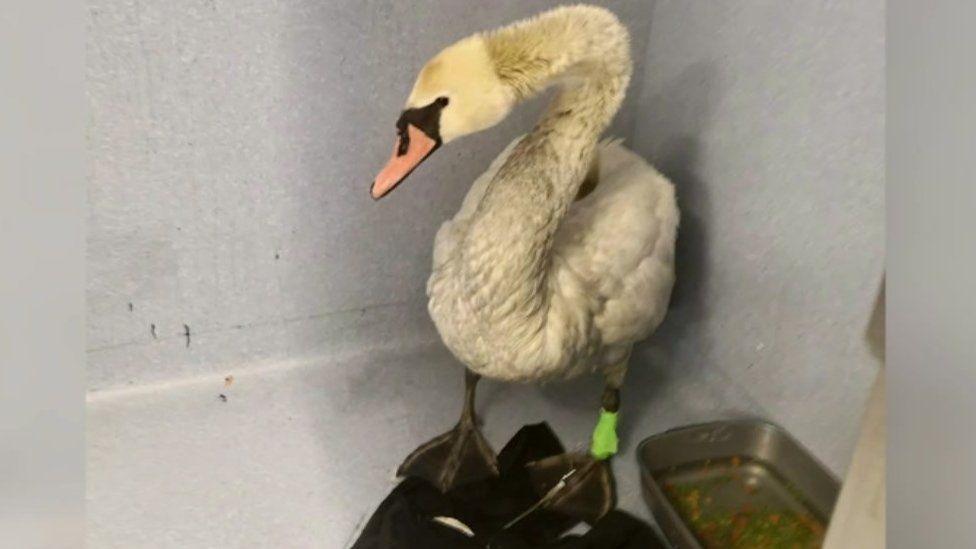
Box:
436 96 449 107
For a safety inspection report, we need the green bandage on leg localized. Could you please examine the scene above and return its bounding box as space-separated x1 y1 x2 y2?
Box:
590 409 619 460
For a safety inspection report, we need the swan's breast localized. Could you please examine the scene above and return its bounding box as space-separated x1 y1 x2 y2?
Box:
427 140 678 382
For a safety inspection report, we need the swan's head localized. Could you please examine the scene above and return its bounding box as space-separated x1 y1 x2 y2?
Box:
371 36 514 199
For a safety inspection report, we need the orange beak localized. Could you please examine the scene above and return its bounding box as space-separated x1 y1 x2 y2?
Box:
371 124 439 200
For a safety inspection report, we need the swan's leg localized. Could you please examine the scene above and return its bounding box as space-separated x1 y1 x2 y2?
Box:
521 374 624 524
397 369 499 492
591 357 627 459
591 385 621 459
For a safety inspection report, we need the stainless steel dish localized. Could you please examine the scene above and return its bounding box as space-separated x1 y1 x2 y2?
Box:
637 420 840 548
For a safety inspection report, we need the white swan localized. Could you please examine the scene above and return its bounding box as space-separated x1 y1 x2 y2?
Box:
371 5 678 520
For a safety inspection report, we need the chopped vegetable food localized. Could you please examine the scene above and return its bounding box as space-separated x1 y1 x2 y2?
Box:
662 458 826 549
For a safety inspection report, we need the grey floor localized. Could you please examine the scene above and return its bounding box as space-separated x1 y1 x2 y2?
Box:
87 336 844 548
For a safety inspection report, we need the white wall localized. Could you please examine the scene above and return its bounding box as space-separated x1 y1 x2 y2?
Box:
86 0 654 391
87 0 883 473
628 0 885 472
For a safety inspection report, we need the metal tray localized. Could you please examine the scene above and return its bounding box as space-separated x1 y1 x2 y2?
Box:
637 420 840 548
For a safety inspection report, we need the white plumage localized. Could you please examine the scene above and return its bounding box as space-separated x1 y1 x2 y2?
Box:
428 136 677 385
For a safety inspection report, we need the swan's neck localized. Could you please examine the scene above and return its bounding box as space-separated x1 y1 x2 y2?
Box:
487 7 632 150
459 7 631 326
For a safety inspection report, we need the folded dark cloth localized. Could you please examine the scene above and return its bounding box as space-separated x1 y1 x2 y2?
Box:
350 423 668 549
492 510 667 548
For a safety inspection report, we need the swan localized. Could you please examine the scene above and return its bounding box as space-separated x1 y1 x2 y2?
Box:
370 5 678 520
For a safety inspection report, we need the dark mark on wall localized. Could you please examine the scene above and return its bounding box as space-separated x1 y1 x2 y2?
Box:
150 324 157 339
183 324 191 347
127 302 134 312
219 394 227 402
275 250 280 260
85 300 414 354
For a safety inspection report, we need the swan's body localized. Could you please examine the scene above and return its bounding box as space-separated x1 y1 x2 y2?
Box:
421 7 679 387
372 6 678 512
429 136 677 384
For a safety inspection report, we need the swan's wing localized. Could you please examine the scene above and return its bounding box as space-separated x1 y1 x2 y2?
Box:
430 136 525 270
551 141 679 347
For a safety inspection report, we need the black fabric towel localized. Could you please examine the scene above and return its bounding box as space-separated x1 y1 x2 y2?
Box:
350 423 669 549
